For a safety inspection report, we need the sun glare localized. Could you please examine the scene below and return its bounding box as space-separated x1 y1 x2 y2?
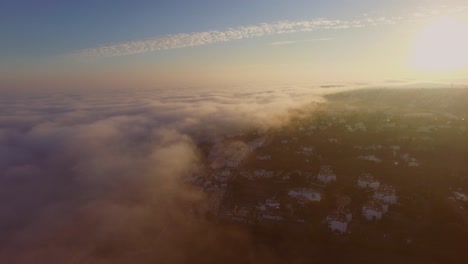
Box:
411 16 468 72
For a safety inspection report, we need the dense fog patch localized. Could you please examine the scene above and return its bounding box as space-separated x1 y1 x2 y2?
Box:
0 86 344 263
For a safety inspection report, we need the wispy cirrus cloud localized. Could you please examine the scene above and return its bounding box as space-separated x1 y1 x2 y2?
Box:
269 40 297 46
77 18 367 57
74 4 468 58
306 37 335 42
411 4 468 18
269 38 334 46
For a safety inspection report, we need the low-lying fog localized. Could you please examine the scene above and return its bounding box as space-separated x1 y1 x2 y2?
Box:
0 82 458 263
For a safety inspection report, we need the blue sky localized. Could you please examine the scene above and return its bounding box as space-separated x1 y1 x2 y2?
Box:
1 0 468 90
0 0 440 57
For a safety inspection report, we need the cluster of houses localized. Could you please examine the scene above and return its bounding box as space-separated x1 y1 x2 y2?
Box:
357 173 398 221
216 139 424 233
359 174 398 222
198 122 411 234
324 172 398 234
353 143 421 168
452 190 468 202
316 166 355 234
256 197 284 222
222 188 323 224
202 138 402 234
187 106 468 239
224 200 287 224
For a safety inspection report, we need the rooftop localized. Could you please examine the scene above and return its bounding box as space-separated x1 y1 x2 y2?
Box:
327 209 351 223
318 165 335 176
363 199 385 211
376 184 396 196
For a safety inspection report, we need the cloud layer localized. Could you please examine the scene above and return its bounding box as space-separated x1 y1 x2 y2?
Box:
0 85 358 263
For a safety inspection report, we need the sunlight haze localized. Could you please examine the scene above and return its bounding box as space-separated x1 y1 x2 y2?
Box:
1 1 468 264
2 0 468 91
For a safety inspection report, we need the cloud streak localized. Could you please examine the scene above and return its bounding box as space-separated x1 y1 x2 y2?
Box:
77 18 366 57
74 5 468 58
269 38 334 46
269 40 297 46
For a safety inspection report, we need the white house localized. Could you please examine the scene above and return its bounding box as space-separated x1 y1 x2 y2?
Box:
357 173 380 190
358 155 382 163
317 165 337 184
328 218 348 233
288 188 322 202
326 209 352 233
257 198 280 212
362 200 388 221
257 198 284 223
301 146 315 155
453 191 468 202
374 184 398 204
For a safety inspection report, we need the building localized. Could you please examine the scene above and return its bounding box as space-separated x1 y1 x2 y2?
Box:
357 173 380 190
256 198 284 223
453 191 468 202
258 198 279 208
288 188 322 202
358 155 382 163
317 165 337 184
362 199 388 221
326 208 352 233
374 184 398 204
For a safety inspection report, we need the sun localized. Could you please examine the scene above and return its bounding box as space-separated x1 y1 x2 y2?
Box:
411 16 468 72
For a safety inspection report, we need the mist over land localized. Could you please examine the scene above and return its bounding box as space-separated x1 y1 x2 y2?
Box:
0 85 339 263
1 84 468 263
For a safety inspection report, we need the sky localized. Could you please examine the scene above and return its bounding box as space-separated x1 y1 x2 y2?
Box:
1 0 468 91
